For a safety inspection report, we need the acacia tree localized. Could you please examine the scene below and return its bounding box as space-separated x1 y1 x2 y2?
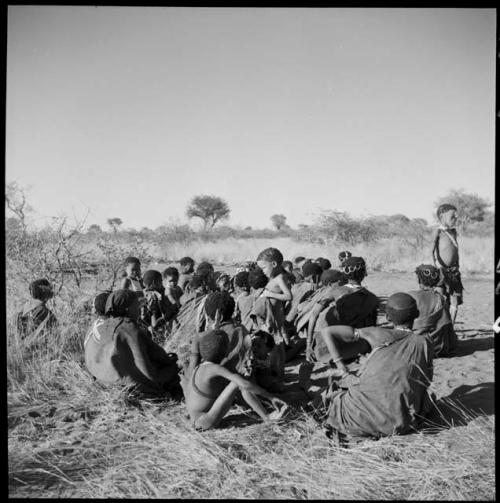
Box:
186 195 230 230
270 214 287 230
434 189 491 232
107 217 123 234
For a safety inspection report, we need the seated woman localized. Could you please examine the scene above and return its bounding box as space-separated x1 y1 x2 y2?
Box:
408 264 457 357
306 257 379 363
181 329 288 430
305 293 434 441
84 289 181 398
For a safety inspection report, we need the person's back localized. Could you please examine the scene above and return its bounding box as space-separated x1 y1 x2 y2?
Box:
327 328 433 437
16 279 58 340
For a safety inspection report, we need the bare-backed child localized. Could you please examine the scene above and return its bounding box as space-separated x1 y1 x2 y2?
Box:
432 204 463 324
120 256 145 293
256 247 293 377
233 271 250 326
181 329 288 430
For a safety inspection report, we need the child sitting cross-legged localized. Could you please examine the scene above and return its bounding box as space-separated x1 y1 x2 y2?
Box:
181 329 288 430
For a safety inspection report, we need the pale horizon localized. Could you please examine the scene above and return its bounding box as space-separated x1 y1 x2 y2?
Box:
6 7 496 231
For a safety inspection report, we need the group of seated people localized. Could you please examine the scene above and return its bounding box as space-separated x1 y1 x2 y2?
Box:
16 247 458 443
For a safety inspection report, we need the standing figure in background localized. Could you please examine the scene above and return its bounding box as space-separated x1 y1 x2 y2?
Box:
432 203 463 324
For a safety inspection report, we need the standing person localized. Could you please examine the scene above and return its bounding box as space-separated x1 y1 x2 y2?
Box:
120 256 144 293
432 204 463 324
256 247 293 378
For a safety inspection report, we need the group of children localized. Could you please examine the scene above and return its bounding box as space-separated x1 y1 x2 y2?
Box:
16 203 464 441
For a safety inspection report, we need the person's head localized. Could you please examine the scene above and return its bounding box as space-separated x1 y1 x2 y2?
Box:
342 256 366 284
315 257 332 271
233 271 250 292
196 262 216 290
105 289 142 319
179 256 195 274
189 274 207 294
294 256 307 268
248 267 269 290
436 203 458 228
124 256 141 279
251 330 275 359
338 251 352 266
93 290 111 316
415 264 441 288
162 267 179 288
204 291 235 322
29 279 54 301
142 269 163 291
256 247 284 278
216 272 232 292
196 261 214 275
199 329 229 364
320 269 347 287
282 261 294 274
385 292 419 327
302 261 323 283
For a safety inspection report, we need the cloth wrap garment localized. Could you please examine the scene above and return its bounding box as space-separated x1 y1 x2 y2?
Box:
326 328 434 438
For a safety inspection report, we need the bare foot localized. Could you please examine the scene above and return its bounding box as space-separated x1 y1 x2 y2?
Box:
267 404 290 421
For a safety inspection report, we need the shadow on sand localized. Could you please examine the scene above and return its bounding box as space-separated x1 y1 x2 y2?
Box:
424 382 495 429
449 336 494 357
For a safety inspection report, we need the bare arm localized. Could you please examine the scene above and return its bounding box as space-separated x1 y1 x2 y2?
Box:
431 228 440 265
319 325 356 374
305 303 324 360
187 335 201 376
262 275 292 302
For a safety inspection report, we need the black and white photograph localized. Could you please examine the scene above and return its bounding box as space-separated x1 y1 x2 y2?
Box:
6 6 495 499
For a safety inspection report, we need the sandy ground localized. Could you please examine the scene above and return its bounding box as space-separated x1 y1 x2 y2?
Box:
275 271 494 434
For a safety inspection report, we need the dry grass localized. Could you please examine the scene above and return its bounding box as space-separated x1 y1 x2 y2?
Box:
148 235 494 275
7 308 495 499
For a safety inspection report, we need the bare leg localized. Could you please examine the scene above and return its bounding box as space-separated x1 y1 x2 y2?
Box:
450 304 458 324
319 327 353 374
192 382 240 430
240 389 271 420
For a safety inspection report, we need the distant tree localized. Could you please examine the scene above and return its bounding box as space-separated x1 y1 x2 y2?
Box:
186 195 230 230
434 189 491 232
107 217 123 234
270 214 287 230
87 224 102 234
5 181 32 232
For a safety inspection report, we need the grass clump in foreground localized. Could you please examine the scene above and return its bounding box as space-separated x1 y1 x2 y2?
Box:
8 324 495 500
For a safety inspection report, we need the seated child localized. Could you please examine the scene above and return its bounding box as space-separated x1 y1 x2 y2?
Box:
176 274 210 334
408 264 457 357
214 272 232 293
16 278 58 340
120 256 144 292
196 261 217 292
312 293 434 440
188 291 253 378
432 203 463 324
162 267 183 307
286 261 322 325
237 267 269 332
180 329 288 430
178 256 195 293
141 269 179 344
85 289 181 397
249 330 284 393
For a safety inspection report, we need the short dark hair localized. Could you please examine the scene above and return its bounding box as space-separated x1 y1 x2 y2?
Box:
248 268 268 289
29 279 53 301
342 257 366 282
142 269 162 287
252 330 275 351
320 269 346 286
315 257 332 271
437 203 457 219
162 267 179 280
302 261 323 279
199 329 229 364
234 271 250 289
204 291 235 321
94 291 112 316
179 256 195 267
385 292 419 325
196 261 214 275
415 264 440 288
124 256 141 266
294 256 306 265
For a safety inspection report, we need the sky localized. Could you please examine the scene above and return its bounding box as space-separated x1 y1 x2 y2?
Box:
6 7 496 231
